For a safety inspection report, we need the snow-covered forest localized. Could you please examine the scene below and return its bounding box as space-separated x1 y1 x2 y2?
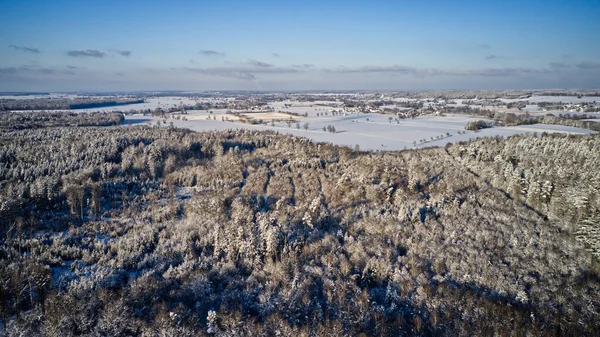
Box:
0 114 598 336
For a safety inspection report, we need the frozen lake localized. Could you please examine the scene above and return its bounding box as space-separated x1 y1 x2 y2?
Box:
125 111 596 151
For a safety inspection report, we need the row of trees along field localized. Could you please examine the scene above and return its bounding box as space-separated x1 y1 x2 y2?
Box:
0 114 598 335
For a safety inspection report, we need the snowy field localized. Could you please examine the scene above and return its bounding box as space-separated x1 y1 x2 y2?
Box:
5 95 597 115
125 111 596 151
3 93 597 151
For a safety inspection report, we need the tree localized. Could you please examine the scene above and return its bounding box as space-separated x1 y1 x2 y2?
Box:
91 183 101 219
303 122 309 131
64 184 85 220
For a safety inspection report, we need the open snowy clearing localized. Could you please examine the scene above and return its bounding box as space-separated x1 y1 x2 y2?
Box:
241 112 304 120
125 112 596 151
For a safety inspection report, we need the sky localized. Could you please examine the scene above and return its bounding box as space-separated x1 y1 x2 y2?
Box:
1 0 600 91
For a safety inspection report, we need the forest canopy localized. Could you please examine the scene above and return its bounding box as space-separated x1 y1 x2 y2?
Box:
0 114 598 336
0 111 124 130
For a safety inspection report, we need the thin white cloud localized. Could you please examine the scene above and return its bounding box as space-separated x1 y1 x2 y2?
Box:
247 60 273 67
67 50 106 58
184 65 299 80
326 65 416 73
200 49 225 56
577 61 600 69
9 45 41 53
323 65 551 77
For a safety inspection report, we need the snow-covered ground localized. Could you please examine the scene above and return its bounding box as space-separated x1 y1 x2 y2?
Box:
125 111 596 151
499 96 600 104
4 93 597 151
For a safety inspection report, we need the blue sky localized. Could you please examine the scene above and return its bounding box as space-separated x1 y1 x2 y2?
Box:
1 0 599 91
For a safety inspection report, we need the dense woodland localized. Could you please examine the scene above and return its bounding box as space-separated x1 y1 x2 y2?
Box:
0 111 124 130
0 99 144 111
0 113 599 336
447 134 600 259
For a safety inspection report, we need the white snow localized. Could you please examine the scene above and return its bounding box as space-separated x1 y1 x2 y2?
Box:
3 93 596 151
125 111 596 151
